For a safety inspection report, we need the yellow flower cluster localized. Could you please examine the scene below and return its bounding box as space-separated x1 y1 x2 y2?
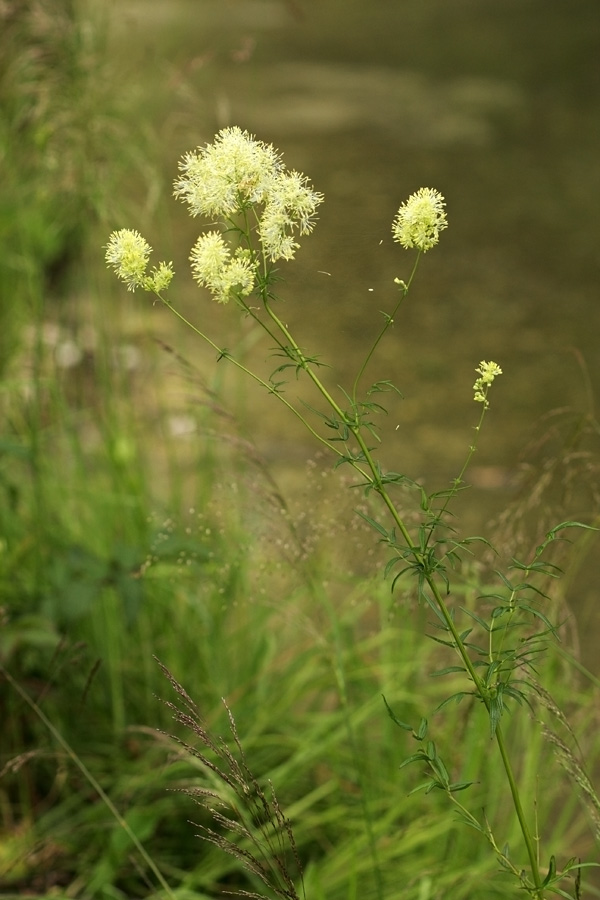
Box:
473 360 502 406
106 130 452 307
392 187 448 252
189 233 256 304
173 127 323 299
105 229 174 294
173 126 281 218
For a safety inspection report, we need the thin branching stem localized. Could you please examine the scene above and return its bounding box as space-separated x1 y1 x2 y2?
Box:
351 252 421 406
155 293 342 458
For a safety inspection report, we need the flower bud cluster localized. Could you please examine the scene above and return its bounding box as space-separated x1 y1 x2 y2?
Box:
473 360 502 406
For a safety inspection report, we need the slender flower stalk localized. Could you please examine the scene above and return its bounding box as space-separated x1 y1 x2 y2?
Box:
351 252 422 407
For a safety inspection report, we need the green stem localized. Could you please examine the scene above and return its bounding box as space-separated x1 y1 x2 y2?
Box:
261 299 416 542
255 287 543 893
424 578 544 897
351 252 420 406
263 296 348 422
426 388 490 558
155 294 341 458
494 722 543 897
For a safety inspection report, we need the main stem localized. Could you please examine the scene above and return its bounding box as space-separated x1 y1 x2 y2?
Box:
425 579 543 896
351 253 421 406
261 295 544 896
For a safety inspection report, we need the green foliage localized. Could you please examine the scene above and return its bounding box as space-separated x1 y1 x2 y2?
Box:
0 0 157 375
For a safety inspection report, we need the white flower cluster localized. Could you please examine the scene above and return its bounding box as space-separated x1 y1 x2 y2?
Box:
174 127 281 218
105 229 174 294
173 127 323 301
392 187 448 252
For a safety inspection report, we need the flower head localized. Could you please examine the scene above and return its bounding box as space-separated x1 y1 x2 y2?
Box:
105 229 151 291
392 188 447 252
473 360 502 406
105 229 174 294
173 126 283 218
190 231 257 303
148 261 175 293
259 170 324 261
174 127 323 270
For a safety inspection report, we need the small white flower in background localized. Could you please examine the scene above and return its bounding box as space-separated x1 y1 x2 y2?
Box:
190 231 257 303
473 360 502 406
392 187 448 252
105 229 174 293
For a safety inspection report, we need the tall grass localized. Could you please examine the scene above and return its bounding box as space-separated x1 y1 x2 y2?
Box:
1 305 599 897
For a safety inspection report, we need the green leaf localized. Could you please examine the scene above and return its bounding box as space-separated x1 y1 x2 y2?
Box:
430 666 466 677
366 379 403 398
434 692 471 712
430 755 449 785
517 603 557 633
502 685 531 709
408 780 437 795
449 781 477 793
491 605 510 619
427 634 458 650
354 508 390 539
399 753 427 770
424 780 446 794
390 566 415 591
489 695 503 737
461 608 492 632
381 695 412 731
484 659 502 685
542 855 557 887
546 520 598 539
453 810 486 833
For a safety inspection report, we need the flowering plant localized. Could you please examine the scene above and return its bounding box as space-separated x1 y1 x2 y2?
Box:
106 127 595 899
